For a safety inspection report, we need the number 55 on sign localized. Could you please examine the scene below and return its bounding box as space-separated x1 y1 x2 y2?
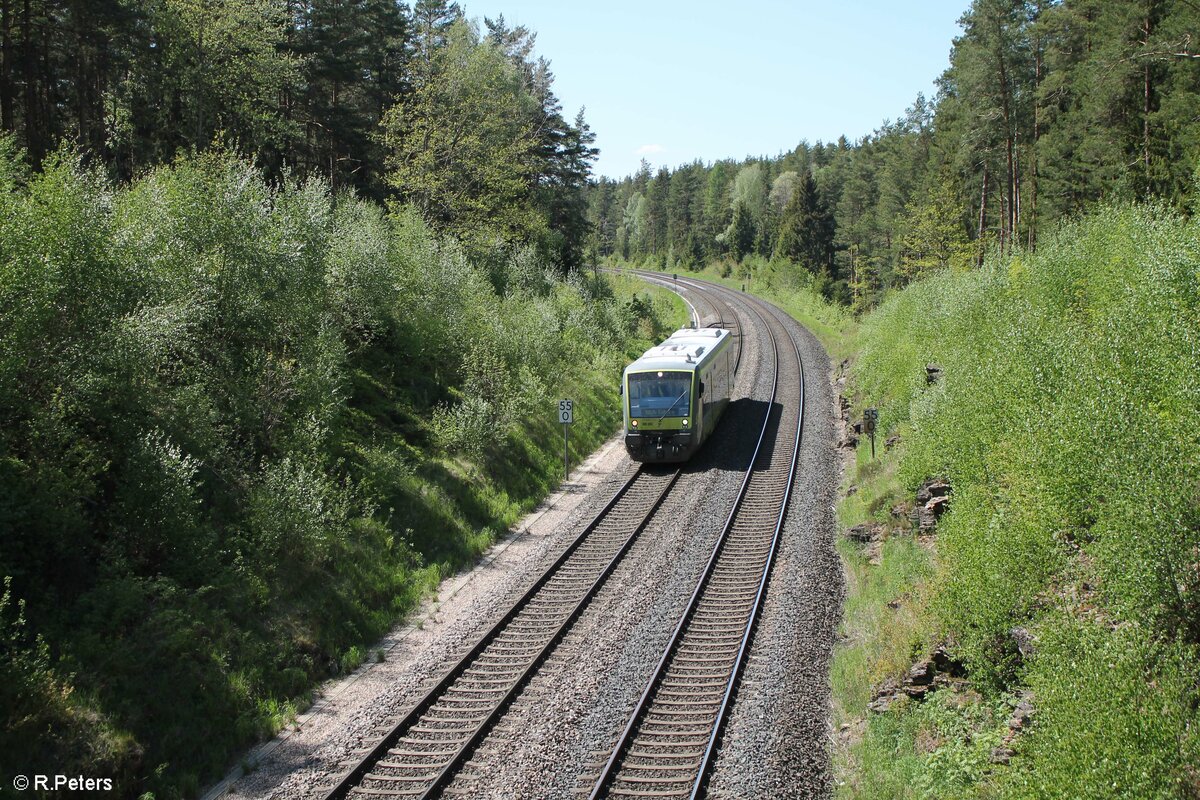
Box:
558 399 573 481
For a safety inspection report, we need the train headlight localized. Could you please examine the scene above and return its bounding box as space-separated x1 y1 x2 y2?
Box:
682 418 689 426
631 419 638 427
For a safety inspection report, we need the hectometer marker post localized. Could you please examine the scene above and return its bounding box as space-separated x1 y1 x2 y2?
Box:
558 399 574 481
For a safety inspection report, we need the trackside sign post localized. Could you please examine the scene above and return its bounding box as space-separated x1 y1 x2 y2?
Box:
559 399 574 480
864 407 878 459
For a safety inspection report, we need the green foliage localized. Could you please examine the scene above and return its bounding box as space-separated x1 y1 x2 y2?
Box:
724 200 756 262
834 535 933 718
996 617 1200 799
1 0 591 249
896 176 974 284
773 171 837 281
845 203 1200 798
0 577 141 781
383 20 541 247
0 150 667 797
844 689 1009 800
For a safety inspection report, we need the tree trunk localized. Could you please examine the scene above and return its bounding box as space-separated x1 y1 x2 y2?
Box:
1030 0 1044 250
977 165 989 268
1142 11 1152 187
994 14 1016 251
72 0 87 151
1 0 12 132
330 79 339 191
21 0 41 163
1013 131 1020 249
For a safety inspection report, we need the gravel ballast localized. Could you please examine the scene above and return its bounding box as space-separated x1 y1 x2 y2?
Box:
212 280 840 800
703 296 844 800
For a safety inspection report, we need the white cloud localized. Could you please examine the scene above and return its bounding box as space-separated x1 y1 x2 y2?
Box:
635 144 665 156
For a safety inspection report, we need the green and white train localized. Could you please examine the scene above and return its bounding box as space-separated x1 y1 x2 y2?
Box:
621 327 734 462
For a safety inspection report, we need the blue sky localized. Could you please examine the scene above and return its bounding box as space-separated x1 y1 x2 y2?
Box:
461 1 971 180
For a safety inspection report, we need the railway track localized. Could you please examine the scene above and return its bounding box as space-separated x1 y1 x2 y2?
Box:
581 281 806 800
322 464 680 799
320 275 796 800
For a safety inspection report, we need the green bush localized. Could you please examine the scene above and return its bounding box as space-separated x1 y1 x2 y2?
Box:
997 617 1200 799
847 203 1200 797
0 145 674 797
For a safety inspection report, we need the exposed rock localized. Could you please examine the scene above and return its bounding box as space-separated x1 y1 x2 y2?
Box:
890 502 911 521
902 660 935 698
870 677 899 699
838 433 859 450
868 678 901 713
870 647 972 715
845 523 884 544
911 480 952 533
988 692 1036 764
846 484 858 496
913 505 938 533
1007 695 1034 734
915 479 951 504
839 394 851 421
884 434 901 450
903 683 931 699
931 643 967 678
990 746 1015 765
1010 627 1037 662
867 695 896 714
925 363 943 385
908 659 935 686
851 421 863 435
926 494 951 518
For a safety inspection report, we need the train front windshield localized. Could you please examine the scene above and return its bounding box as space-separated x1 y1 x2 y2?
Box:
627 371 692 418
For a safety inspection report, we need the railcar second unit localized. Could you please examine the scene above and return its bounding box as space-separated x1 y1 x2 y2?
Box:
621 327 733 462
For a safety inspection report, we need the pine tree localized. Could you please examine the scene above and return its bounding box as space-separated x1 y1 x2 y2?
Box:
412 0 462 69
773 172 836 275
725 200 755 262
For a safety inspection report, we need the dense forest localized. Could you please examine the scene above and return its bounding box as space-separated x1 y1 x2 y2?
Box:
588 0 1200 307
0 0 596 264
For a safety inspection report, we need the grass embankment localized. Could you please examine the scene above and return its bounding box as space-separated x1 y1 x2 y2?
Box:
0 147 682 798
836 204 1200 798
618 202 1200 798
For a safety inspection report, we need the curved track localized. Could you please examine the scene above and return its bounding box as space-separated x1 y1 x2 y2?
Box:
322 279 753 800
583 275 806 800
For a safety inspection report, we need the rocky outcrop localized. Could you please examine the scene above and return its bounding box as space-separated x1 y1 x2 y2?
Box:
868 642 967 712
1009 626 1037 663
845 522 885 544
911 479 951 533
991 692 1035 764
925 363 943 385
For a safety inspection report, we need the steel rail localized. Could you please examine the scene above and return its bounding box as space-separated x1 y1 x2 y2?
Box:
322 464 678 800
621 268 744 379
323 272 754 800
586 282 806 800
